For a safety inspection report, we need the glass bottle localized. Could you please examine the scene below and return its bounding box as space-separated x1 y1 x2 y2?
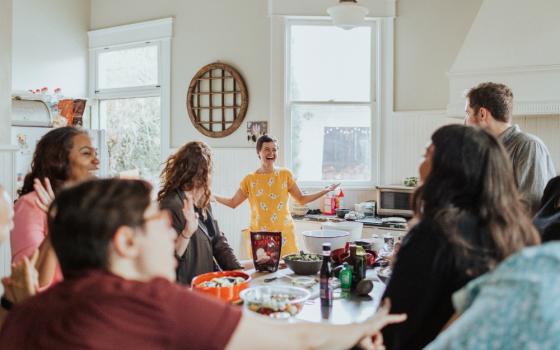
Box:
339 262 352 297
320 242 333 307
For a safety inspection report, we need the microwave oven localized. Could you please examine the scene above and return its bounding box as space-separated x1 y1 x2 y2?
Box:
376 185 415 218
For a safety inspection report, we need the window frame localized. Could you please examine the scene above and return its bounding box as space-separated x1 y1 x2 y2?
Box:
284 18 378 188
88 18 172 163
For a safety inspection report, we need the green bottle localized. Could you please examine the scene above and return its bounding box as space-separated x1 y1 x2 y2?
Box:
339 262 353 297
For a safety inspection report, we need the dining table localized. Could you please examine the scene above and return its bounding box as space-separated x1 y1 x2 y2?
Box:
248 266 387 324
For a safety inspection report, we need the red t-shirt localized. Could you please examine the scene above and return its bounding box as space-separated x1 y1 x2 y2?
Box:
0 270 241 349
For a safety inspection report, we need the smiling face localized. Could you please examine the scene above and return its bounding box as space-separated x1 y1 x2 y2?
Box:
258 141 278 167
68 133 100 182
135 202 177 281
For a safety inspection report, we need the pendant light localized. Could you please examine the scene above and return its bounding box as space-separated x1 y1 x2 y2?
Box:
327 0 369 30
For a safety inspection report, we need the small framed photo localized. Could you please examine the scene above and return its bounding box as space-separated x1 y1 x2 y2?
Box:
247 121 268 143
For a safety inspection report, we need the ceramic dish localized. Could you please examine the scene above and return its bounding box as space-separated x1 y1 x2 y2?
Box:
191 271 251 303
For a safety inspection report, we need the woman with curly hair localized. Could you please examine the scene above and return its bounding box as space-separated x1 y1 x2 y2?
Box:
381 124 540 350
11 126 100 288
158 141 242 285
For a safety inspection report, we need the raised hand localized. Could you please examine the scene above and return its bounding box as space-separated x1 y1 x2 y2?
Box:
33 178 55 213
181 192 199 239
2 250 39 304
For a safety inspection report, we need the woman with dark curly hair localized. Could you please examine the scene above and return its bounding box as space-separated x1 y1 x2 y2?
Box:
158 141 242 285
381 124 540 350
11 126 99 288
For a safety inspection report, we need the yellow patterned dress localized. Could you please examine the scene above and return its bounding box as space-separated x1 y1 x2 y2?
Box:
240 168 298 256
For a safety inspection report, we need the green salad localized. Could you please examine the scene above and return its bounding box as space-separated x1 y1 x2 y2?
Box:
284 252 322 262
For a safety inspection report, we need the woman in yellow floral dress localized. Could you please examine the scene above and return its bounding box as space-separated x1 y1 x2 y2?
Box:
215 135 339 255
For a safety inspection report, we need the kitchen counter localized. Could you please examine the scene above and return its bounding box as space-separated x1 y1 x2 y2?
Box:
294 213 408 231
250 267 385 324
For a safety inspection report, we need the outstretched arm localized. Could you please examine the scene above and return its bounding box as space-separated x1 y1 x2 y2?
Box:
214 189 248 209
226 299 406 350
288 183 340 205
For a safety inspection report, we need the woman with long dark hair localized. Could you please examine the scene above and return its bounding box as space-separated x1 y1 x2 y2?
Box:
158 141 242 285
11 127 100 288
381 124 540 350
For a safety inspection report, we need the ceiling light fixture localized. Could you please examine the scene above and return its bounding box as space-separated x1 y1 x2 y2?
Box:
327 0 369 30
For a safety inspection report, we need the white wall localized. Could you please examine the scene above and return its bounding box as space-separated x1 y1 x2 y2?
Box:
394 0 482 111
91 0 270 150
12 0 90 97
0 0 12 144
0 0 15 295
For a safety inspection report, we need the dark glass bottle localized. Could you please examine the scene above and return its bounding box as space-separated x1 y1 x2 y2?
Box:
320 242 332 307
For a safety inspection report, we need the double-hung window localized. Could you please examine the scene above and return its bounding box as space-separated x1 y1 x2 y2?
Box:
286 20 376 187
89 19 171 185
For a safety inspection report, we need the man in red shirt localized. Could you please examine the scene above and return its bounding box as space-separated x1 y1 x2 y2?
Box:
0 179 404 349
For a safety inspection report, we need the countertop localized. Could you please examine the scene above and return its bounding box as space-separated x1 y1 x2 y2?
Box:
293 213 408 230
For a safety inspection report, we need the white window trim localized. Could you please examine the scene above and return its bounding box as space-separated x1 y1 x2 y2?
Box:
87 18 172 161
274 17 394 189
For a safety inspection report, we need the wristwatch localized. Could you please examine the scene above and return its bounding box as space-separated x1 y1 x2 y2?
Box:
1 295 14 311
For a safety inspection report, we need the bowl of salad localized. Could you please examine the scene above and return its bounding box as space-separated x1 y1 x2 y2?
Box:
240 286 311 318
283 252 323 275
191 271 251 303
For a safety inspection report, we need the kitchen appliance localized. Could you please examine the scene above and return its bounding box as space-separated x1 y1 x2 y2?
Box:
376 185 414 218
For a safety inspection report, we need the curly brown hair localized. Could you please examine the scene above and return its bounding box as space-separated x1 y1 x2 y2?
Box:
19 126 88 197
158 141 213 210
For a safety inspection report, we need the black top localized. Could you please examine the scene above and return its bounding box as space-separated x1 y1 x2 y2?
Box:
159 189 241 285
195 207 216 238
382 214 489 350
534 176 560 242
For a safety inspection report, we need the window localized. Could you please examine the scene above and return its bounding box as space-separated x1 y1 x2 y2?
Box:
287 21 375 185
89 19 172 186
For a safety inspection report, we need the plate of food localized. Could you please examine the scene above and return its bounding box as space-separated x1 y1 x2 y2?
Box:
240 286 311 319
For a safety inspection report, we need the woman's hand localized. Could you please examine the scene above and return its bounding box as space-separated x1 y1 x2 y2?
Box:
2 250 39 304
181 192 199 239
33 178 55 213
325 183 341 192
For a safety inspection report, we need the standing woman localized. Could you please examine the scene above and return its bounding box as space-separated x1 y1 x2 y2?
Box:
215 135 339 256
158 141 242 285
11 127 100 288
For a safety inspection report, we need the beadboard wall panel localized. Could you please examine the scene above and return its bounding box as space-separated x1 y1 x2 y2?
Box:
0 146 17 294
387 111 460 185
210 148 260 255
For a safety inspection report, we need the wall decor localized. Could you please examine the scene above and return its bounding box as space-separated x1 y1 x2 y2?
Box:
186 62 249 138
247 121 268 143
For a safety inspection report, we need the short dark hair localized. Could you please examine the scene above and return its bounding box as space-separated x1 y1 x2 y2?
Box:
19 126 88 197
256 135 278 152
49 179 152 276
467 82 513 123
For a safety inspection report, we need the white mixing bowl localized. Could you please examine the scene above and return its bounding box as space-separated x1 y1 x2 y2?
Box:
302 230 350 255
321 221 363 242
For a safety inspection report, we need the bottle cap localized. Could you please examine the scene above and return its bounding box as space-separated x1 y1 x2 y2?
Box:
322 242 332 251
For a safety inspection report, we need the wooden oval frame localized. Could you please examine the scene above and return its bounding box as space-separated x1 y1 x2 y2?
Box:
186 62 249 138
